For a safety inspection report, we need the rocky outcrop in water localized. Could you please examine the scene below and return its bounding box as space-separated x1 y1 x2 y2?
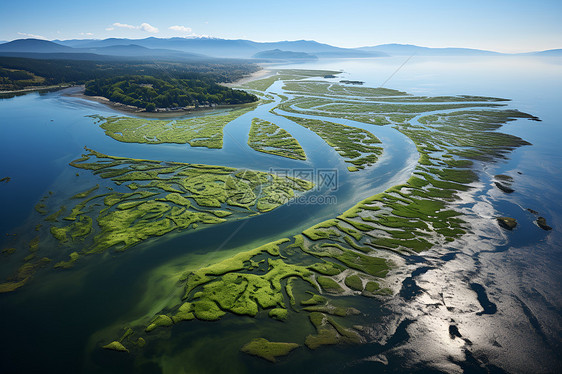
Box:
497 217 517 230
536 217 552 231
494 181 514 193
494 175 514 193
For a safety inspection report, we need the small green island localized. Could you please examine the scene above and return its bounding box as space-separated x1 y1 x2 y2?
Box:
283 116 383 171
88 107 255 149
248 118 306 160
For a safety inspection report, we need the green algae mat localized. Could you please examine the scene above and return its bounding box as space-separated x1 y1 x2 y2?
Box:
0 148 314 292
248 118 306 160
0 69 540 370
88 106 255 149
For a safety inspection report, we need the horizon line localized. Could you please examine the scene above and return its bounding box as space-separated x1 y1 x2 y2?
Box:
1 36 560 55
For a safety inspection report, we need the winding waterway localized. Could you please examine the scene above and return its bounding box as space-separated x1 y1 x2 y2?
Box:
0 56 560 373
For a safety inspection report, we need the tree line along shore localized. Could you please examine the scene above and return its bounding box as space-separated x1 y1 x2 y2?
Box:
0 56 260 109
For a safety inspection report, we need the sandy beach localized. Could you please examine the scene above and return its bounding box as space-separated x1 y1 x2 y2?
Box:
222 66 274 87
0 84 73 95
64 85 157 115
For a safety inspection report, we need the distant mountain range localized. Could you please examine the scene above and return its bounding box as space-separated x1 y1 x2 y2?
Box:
253 49 318 60
0 39 210 61
357 44 502 56
51 37 386 59
531 48 562 56
0 38 560 61
0 39 76 53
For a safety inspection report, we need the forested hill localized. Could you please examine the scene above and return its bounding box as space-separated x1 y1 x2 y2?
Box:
85 75 257 111
0 56 259 102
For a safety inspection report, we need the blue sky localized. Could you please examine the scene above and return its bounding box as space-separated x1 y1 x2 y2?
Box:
1 0 561 52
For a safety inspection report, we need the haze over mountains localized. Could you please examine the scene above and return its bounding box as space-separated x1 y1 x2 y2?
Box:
358 44 503 56
0 37 560 61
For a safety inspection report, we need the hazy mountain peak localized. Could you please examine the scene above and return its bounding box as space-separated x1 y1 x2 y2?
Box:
0 38 73 52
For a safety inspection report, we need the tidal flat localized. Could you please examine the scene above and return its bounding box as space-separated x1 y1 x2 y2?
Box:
78 69 540 370
0 64 557 374
88 106 256 149
0 147 314 292
248 118 306 160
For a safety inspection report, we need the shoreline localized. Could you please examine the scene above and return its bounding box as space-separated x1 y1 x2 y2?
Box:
64 86 259 118
0 84 74 95
1 67 272 118
63 68 273 118
222 66 274 87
